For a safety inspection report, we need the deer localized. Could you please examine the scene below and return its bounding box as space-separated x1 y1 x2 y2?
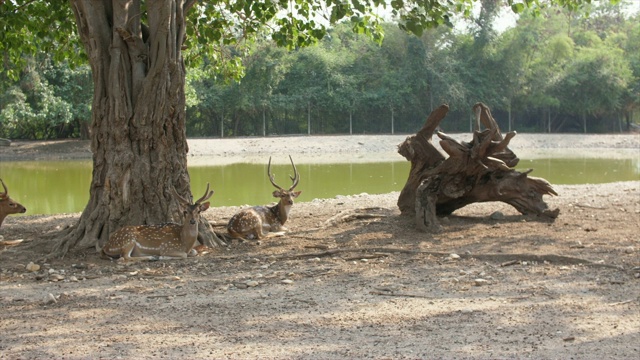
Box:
101 183 213 262
227 156 301 241
0 178 27 228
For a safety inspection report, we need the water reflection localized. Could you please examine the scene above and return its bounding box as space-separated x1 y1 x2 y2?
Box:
0 156 638 216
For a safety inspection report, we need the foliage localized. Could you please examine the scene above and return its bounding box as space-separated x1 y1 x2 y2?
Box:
1 0 637 139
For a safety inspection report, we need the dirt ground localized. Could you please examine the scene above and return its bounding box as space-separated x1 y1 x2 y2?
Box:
0 134 639 359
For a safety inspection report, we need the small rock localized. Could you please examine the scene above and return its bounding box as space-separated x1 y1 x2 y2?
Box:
281 279 294 285
624 247 635 254
50 274 65 282
460 308 474 314
69 276 79 282
26 262 40 272
490 211 505 220
449 253 460 260
246 280 259 287
474 278 489 286
44 293 57 305
235 283 249 289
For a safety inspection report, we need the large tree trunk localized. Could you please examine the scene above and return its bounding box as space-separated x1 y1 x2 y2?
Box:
397 103 559 232
53 0 223 256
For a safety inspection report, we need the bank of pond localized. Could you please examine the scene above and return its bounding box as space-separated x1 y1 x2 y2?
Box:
0 155 638 215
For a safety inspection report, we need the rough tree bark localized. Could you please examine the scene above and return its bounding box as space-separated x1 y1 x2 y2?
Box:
52 0 223 256
397 103 559 232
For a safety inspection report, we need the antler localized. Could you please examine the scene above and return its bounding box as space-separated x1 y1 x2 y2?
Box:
267 156 300 191
287 155 299 191
194 182 213 204
172 183 213 206
267 157 283 191
0 179 7 198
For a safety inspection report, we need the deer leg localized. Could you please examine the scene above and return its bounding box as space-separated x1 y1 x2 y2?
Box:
265 231 286 238
119 243 162 262
153 251 189 260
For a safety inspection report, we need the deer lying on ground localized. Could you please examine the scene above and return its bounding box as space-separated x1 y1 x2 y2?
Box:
101 183 213 261
0 178 27 228
227 156 301 241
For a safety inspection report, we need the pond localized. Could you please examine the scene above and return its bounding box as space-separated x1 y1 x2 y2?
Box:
0 154 638 216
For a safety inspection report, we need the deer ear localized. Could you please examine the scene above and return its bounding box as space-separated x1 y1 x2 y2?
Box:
272 190 283 198
199 202 210 212
292 191 302 198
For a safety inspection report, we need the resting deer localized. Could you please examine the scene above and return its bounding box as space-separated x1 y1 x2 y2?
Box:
227 156 301 241
101 183 213 261
0 178 27 228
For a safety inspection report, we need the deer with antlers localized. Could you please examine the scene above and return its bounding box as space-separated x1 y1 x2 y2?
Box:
0 178 27 228
101 183 213 261
227 156 301 241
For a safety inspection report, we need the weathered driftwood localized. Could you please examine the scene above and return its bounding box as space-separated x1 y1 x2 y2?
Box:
397 103 559 232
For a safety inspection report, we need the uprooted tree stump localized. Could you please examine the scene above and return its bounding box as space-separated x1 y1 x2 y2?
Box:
397 103 560 232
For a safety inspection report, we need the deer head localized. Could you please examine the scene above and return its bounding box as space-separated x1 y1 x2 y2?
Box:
0 179 27 227
268 155 301 207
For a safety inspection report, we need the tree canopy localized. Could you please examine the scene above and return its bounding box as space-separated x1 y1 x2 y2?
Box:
3 0 636 139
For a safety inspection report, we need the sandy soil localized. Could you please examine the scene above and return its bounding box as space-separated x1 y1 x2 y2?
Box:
0 133 639 359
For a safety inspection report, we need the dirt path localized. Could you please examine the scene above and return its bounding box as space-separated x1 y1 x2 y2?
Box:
0 134 639 359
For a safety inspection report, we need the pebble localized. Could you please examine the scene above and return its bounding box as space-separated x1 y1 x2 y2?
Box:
490 211 505 220
281 279 294 284
449 253 460 260
26 262 40 272
44 293 57 305
624 247 635 254
246 280 259 287
474 278 489 286
50 274 65 282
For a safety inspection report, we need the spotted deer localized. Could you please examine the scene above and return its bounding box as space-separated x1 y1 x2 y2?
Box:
227 156 301 240
0 178 27 228
101 183 213 261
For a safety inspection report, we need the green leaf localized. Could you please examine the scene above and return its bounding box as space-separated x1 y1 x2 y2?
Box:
511 3 525 13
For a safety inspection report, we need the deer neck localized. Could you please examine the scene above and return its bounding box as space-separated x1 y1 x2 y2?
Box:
0 213 6 227
179 220 199 251
269 201 291 225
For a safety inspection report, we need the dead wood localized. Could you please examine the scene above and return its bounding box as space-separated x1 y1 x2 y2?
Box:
397 103 559 232
322 207 391 227
262 246 615 268
369 290 431 299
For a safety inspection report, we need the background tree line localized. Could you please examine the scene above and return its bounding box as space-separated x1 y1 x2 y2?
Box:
1 1 638 140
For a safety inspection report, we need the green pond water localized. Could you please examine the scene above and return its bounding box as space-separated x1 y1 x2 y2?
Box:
0 157 638 216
